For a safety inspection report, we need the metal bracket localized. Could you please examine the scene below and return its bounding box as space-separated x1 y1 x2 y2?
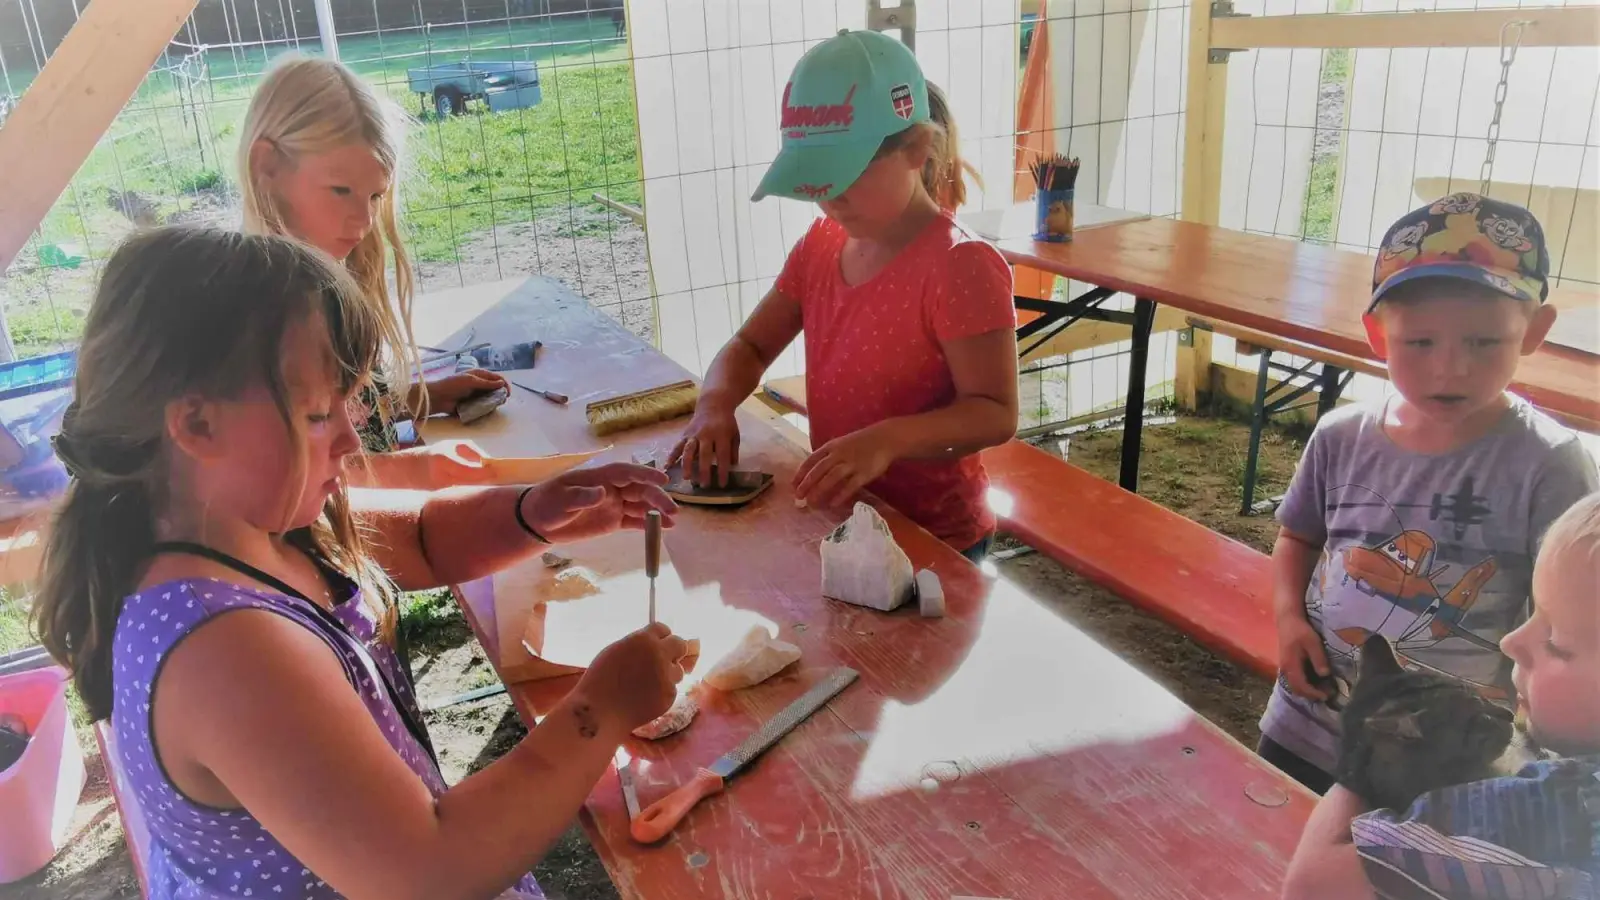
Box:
1209 0 1250 62
1177 327 1195 347
868 1 917 51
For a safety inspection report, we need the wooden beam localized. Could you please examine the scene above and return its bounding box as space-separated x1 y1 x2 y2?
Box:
1212 8 1600 50
0 0 201 272
1209 360 1340 428
592 192 644 226
1174 326 1214 412
1181 0 1228 225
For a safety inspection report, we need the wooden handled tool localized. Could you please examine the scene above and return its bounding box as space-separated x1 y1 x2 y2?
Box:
630 668 859 844
644 510 662 625
510 380 569 405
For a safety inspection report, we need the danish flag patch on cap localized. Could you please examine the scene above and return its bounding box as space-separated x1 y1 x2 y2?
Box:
890 83 914 120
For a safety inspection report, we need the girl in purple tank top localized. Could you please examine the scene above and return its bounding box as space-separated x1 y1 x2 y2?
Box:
32 228 691 899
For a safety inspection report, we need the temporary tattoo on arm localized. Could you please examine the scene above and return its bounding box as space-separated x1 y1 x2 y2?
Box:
573 703 599 739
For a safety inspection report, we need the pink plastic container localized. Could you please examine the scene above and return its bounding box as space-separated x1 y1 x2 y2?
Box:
0 665 86 883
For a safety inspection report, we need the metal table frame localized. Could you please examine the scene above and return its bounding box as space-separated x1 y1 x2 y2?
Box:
1238 348 1352 513
1014 286 1157 491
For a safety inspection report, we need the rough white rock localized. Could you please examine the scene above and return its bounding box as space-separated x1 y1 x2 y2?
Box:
703 626 801 691
820 502 915 612
632 692 699 740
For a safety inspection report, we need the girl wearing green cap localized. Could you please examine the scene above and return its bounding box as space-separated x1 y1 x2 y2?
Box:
670 31 1019 561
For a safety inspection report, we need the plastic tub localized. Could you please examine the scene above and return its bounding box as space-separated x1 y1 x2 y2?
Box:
0 665 85 883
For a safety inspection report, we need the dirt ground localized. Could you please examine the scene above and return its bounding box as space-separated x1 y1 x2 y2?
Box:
414 207 655 346
0 202 653 357
2 406 1304 900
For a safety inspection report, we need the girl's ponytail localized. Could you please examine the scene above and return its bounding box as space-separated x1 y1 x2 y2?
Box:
922 83 980 211
877 82 983 211
37 414 158 721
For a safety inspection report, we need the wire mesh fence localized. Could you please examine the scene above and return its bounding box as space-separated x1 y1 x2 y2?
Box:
1215 1 1598 406
0 0 648 361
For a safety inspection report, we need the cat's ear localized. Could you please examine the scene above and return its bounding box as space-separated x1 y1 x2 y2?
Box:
1358 634 1404 681
1368 703 1424 741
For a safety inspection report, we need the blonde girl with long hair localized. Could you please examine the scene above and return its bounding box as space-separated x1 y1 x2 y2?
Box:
35 226 687 898
239 55 505 490
671 32 1018 561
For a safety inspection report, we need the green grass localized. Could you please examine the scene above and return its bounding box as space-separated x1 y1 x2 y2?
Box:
1298 0 1357 241
404 60 641 261
7 17 640 356
1298 44 1353 244
398 587 468 653
0 588 32 655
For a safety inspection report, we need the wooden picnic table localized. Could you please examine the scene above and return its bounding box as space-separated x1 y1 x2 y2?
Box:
991 216 1600 491
419 276 1314 900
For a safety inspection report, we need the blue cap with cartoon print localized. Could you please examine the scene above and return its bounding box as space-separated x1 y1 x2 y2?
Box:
1369 193 1550 313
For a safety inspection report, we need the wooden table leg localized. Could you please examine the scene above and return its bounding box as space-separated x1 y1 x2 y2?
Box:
1118 297 1157 491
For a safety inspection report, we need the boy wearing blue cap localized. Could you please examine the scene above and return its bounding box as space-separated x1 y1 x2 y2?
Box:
670 30 1019 560
1261 194 1597 794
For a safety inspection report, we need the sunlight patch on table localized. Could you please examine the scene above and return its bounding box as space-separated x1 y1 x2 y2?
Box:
849 574 1192 801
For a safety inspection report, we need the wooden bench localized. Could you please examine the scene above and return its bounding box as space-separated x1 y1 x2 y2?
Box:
761 376 1278 679
95 723 152 897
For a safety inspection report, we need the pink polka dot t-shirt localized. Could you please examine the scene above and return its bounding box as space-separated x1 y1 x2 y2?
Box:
776 212 1016 550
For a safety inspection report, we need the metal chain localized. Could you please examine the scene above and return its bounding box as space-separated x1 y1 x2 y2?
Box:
1480 19 1533 196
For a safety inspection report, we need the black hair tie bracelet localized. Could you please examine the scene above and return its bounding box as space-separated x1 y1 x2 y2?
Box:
514 484 550 544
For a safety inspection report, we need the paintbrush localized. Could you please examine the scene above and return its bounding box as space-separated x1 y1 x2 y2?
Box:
644 510 662 625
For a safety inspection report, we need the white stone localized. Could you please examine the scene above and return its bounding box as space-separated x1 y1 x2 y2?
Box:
820 502 914 612
916 569 945 618
632 692 699 740
703 625 801 691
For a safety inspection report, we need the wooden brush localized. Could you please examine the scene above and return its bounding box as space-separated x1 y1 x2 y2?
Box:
585 380 699 436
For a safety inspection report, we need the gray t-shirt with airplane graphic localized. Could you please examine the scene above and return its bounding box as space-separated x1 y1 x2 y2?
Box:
1260 396 1598 775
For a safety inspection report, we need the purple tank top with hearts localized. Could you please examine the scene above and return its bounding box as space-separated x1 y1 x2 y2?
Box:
108 574 543 898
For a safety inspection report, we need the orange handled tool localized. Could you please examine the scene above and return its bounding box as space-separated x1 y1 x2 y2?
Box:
629 667 858 844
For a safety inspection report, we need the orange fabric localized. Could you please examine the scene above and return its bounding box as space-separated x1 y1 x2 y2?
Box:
1013 2 1055 203
1013 5 1056 306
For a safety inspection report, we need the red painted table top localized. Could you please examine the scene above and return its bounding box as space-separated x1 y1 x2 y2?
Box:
433 277 1314 899
997 217 1600 429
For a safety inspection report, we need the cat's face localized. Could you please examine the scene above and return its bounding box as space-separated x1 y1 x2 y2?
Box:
1335 635 1515 811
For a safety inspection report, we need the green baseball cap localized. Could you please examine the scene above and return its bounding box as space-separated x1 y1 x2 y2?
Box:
751 30 930 203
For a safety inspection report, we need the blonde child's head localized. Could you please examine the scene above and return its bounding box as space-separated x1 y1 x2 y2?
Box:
751 30 978 234
1361 195 1557 429
1502 491 1600 755
34 227 391 721
238 56 418 405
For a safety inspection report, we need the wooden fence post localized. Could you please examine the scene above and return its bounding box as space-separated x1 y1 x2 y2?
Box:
0 0 202 274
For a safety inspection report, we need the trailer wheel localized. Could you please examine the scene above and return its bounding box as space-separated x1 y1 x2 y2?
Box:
434 87 466 118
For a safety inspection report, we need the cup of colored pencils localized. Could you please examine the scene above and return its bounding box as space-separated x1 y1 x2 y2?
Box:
1030 155 1081 243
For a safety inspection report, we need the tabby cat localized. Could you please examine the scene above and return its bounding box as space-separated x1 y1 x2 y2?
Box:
1335 634 1530 811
